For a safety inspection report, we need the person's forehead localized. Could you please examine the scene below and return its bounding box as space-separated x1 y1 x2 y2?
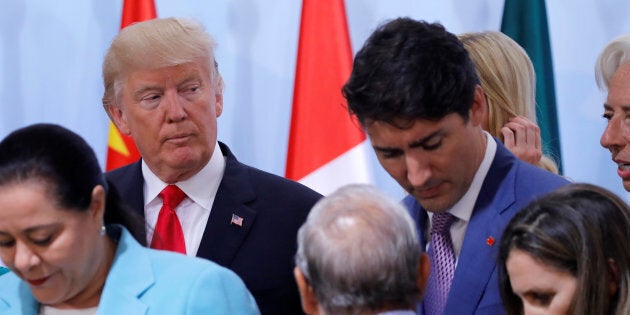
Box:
365 114 463 148
610 62 630 88
0 182 68 225
124 63 209 85
607 63 630 109
137 62 206 75
365 115 455 132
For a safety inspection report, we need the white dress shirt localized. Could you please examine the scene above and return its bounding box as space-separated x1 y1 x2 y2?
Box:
40 306 98 315
142 142 226 256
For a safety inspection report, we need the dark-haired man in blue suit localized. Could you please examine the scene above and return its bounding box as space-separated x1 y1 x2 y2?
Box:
102 17 321 315
342 18 569 314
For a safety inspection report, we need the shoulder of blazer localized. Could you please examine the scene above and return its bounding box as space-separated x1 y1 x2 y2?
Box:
0 272 38 314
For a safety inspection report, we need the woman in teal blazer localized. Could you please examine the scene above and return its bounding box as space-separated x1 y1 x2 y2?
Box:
0 124 259 315
0 225 259 314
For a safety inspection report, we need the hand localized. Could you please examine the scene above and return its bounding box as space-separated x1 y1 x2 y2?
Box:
500 116 542 165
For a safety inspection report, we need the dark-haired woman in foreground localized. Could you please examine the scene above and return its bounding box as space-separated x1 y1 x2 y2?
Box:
499 183 630 314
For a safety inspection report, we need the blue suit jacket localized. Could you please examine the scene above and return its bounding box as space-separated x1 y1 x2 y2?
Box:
106 142 322 315
0 226 260 314
406 141 569 315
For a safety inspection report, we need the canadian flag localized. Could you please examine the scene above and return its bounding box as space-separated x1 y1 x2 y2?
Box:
285 0 373 195
105 0 157 171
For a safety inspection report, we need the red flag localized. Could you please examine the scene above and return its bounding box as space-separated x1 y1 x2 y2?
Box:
285 0 372 194
105 0 157 171
120 0 156 28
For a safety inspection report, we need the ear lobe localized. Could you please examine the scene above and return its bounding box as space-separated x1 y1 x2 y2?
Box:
294 267 319 315
105 105 132 136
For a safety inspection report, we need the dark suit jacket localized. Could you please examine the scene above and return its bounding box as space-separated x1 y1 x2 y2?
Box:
106 142 322 315
404 140 569 315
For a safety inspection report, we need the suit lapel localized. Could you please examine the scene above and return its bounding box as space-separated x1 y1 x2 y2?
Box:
404 196 429 315
444 143 517 314
196 143 258 266
107 161 146 236
114 161 145 216
403 195 429 249
98 227 151 315
0 273 38 315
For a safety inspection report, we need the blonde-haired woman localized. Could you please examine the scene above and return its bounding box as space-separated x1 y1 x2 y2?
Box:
459 31 559 174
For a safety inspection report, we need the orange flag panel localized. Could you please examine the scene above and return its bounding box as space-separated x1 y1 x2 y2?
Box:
286 0 366 180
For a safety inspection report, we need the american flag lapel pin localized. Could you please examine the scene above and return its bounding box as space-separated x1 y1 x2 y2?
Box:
230 213 244 227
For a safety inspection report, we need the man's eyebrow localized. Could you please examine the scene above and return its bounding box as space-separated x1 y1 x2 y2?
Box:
371 130 442 153
175 73 202 85
372 145 401 152
132 73 202 98
408 130 442 148
133 85 162 99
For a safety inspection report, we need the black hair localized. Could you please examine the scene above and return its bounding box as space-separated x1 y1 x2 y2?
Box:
0 123 145 245
342 17 479 127
498 183 630 315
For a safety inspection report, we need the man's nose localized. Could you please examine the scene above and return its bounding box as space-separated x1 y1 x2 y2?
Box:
163 91 187 123
406 154 431 187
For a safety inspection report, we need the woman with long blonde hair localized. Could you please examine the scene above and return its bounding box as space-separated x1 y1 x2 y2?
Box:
459 31 559 173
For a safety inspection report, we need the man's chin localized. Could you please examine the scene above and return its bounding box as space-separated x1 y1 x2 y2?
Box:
167 157 205 171
155 154 208 182
414 193 456 213
166 147 209 166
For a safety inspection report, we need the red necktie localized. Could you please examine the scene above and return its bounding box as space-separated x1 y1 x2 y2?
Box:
150 185 187 254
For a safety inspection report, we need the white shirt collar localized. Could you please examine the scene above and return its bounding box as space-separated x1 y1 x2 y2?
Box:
141 142 226 210
448 131 496 223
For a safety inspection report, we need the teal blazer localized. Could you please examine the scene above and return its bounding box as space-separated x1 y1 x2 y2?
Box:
0 225 260 315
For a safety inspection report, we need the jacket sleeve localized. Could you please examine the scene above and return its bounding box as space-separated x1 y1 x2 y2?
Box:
184 264 261 315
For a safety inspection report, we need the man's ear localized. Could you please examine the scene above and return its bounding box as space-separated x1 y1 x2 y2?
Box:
294 267 320 315
105 105 131 136
215 92 223 118
469 85 487 127
418 253 430 299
